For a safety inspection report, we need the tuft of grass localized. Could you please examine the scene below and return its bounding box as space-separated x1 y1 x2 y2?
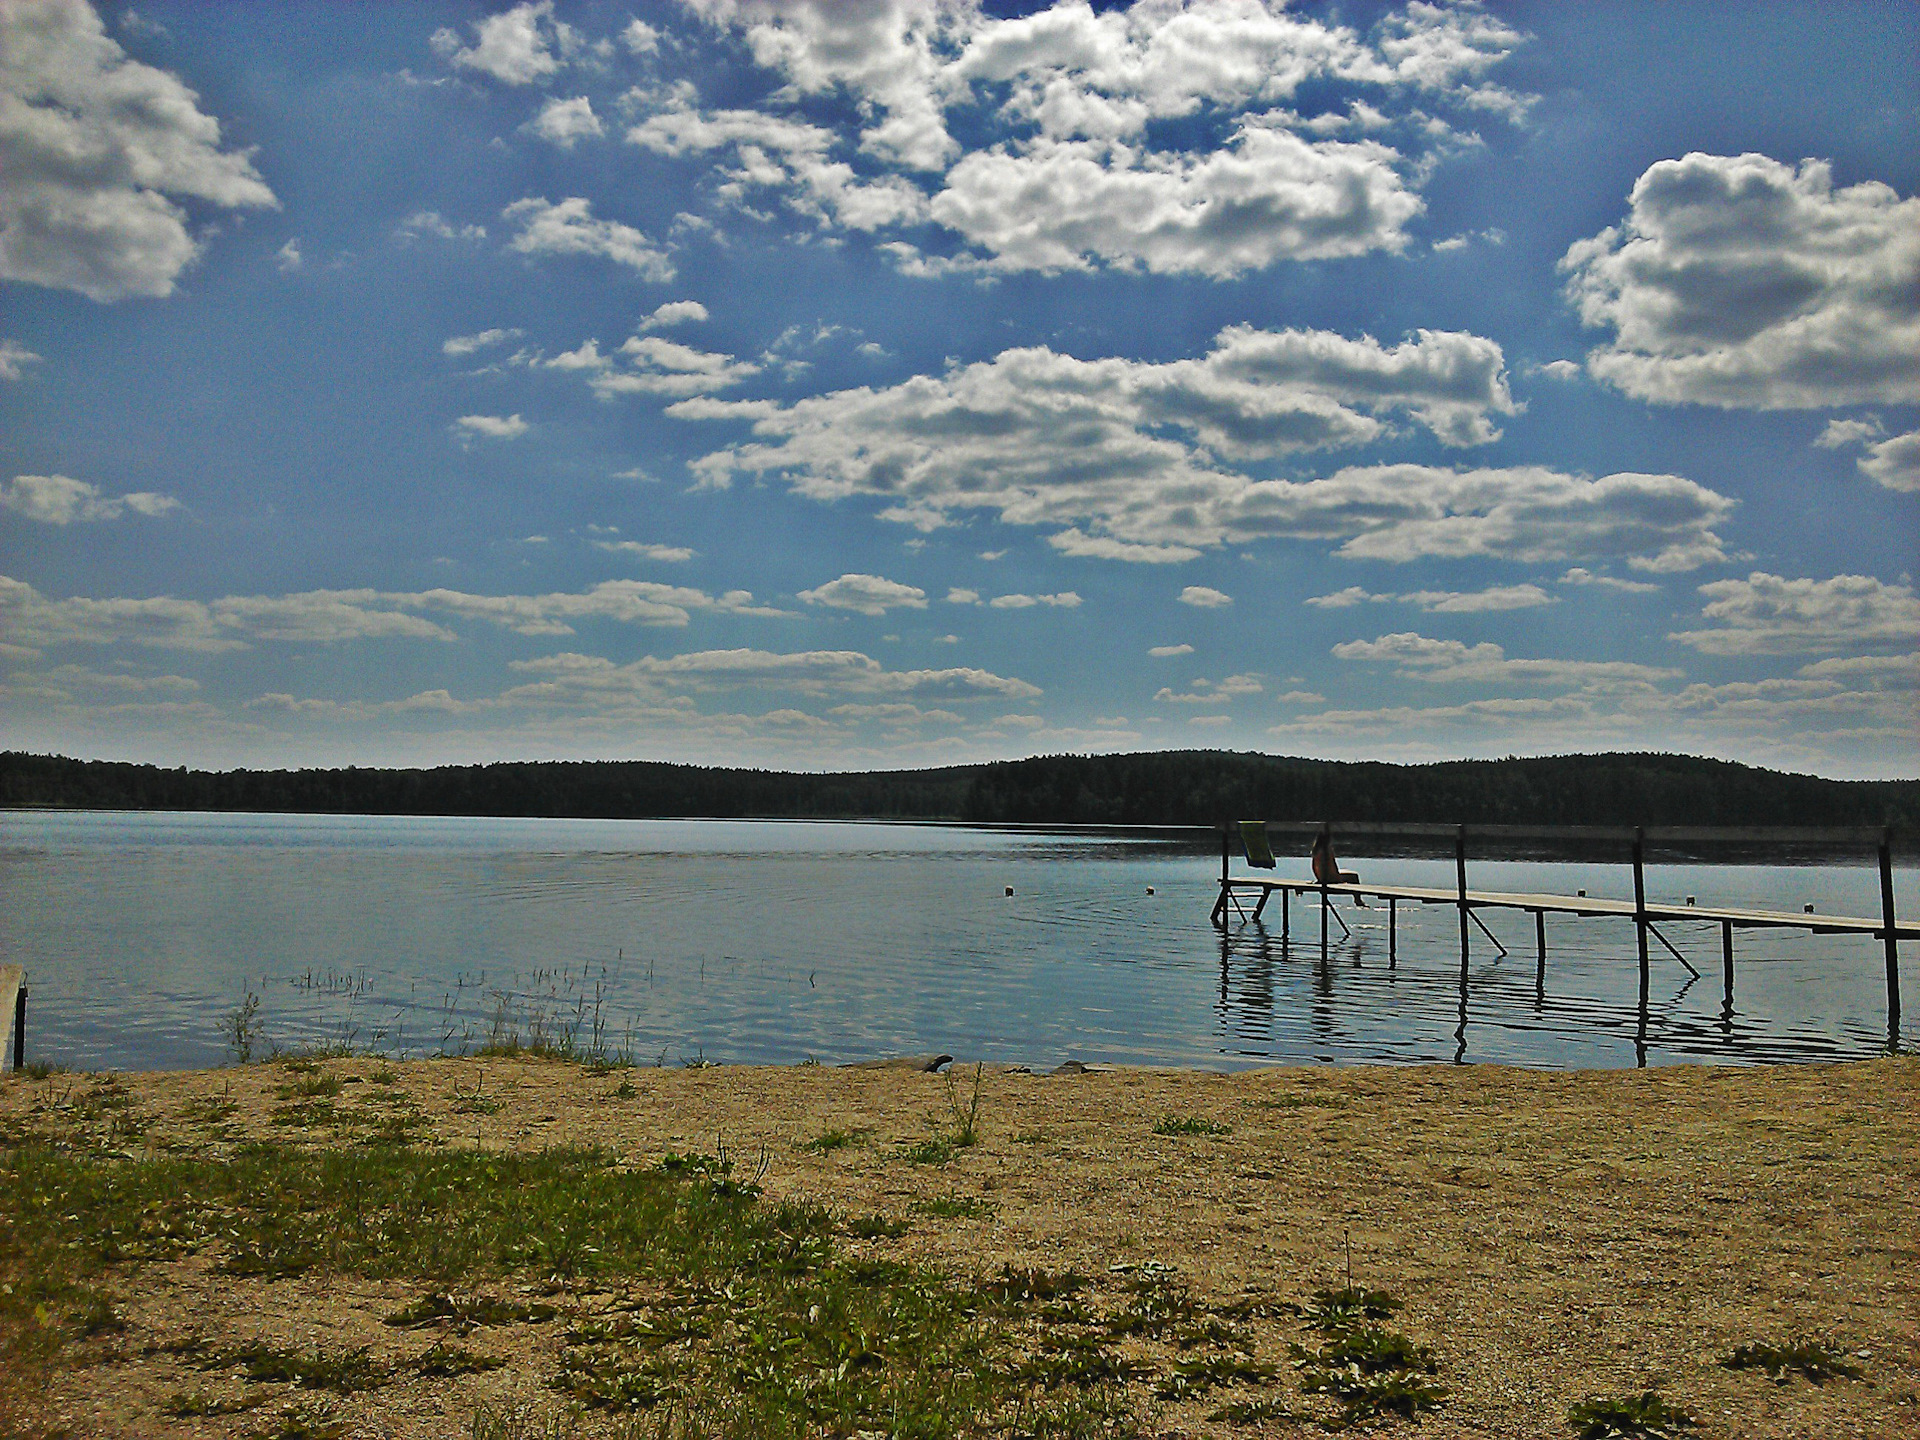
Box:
367 1065 400 1086
1152 1115 1231 1137
1723 1337 1862 1386
613 1079 638 1100
946 1061 985 1146
1154 1352 1277 1400
450 1071 503 1116
843 1213 909 1240
161 1388 265 1417
253 1404 346 1440
1289 1284 1445 1425
1566 1392 1697 1438
22 1061 64 1081
412 1340 506 1377
798 1126 872 1156
194 1341 389 1393
898 1135 959 1165
225 991 263 1065
384 1291 557 1334
275 1073 342 1100
911 1194 995 1220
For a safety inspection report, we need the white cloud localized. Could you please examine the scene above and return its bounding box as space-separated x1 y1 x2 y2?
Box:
442 327 523 357
945 588 979 605
1670 572 1920 655
274 238 302 272
1857 428 1920 493
397 210 487 243
660 0 1531 278
987 591 1080 609
622 19 660 55
432 1 575 85
0 0 277 301
1815 416 1883 449
1179 586 1232 608
0 473 178 524
0 573 794 653
0 339 43 380
526 95 604 148
1333 632 1680 689
1305 583 1553 612
504 647 1040 702
595 541 696 562
1534 359 1581 380
1148 643 1193 657
503 196 674 280
1048 528 1202 564
1156 673 1261 703
798 572 928 615
641 300 710 330
450 413 529 443
548 332 762 399
1562 153 1920 408
1304 586 1378 608
1559 568 1660 595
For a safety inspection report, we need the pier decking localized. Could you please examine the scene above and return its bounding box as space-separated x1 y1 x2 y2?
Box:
1211 821 1908 1051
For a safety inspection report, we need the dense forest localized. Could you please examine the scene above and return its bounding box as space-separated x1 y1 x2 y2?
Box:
3 749 1913 834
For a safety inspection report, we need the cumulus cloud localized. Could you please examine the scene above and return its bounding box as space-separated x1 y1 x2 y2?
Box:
442 327 523 357
450 413 529 443
543 333 761 399
503 647 1040 702
667 325 1677 568
1305 582 1555 611
1857 429 1920 493
641 300 710 329
432 1 576 85
0 473 178 524
986 591 1080 609
526 95 604 148
595 541 695 562
1559 568 1660 594
1562 152 1920 408
0 339 43 380
1155 673 1261 703
1148 643 1193 657
797 572 929 615
1669 572 1920 655
1333 632 1680 688
397 210 487 243
503 196 674 280
0 574 794 653
1179 586 1232 608
0 0 278 301
647 0 1531 278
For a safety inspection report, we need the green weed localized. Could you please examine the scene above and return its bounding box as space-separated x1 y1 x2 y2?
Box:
1155 1352 1276 1400
1566 1392 1697 1438
384 1291 557 1333
412 1340 505 1377
798 1126 872 1155
1151 1115 1231 1137
912 1194 995 1220
1723 1337 1861 1385
843 1213 909 1240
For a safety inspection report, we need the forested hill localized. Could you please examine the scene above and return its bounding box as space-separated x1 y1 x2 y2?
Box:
3 750 1914 832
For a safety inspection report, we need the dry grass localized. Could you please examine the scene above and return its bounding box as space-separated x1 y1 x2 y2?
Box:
1 1054 1915 1438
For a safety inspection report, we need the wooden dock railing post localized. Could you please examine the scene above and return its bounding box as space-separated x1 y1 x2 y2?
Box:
1534 910 1546 988
1454 826 1469 962
1880 827 1901 1041
1212 824 1229 930
1721 920 1735 1008
0 966 23 1074
1632 827 1650 1012
10 986 20 1073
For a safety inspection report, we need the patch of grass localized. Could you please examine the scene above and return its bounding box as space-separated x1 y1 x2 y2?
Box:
252 1404 346 1440
1723 1337 1862 1385
1105 1279 1200 1339
1210 1395 1304 1425
195 1341 389 1393
384 1290 558 1333
1155 1352 1276 1400
1015 1332 1147 1388
1151 1115 1232 1137
450 1072 504 1116
1012 1128 1048 1144
1566 1392 1697 1438
72 1292 125 1336
269 1099 340 1130
613 1079 638 1100
1250 1092 1348 1111
797 1126 872 1155
22 1061 64 1081
412 1340 505 1377
912 1194 995 1220
275 1073 342 1100
898 1135 960 1165
161 1388 265 1417
843 1213 909 1240
976 1266 1089 1307
367 1065 400 1086
1289 1285 1445 1426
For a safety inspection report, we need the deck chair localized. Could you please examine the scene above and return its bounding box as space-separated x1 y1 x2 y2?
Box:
1239 820 1277 869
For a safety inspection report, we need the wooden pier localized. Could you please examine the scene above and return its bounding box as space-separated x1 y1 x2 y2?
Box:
1 965 23 1073
1211 821 1909 1048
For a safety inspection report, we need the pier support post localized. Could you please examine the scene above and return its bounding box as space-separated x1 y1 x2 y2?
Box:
1212 825 1230 929
1455 827 1470 962
1721 920 1734 1007
9 985 21 1074
1535 910 1546 987
1388 897 1397 969
1881 828 1901 1043
1320 880 1329 960
1632 827 1650 1013
1281 887 1289 941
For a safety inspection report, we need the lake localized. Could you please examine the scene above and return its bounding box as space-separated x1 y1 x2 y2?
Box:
1 810 1911 1072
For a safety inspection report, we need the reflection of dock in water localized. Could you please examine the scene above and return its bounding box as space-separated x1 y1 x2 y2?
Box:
1209 821 1910 1060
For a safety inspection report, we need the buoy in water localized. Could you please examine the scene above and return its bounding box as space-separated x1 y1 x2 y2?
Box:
1146 886 1155 895
1005 885 1014 896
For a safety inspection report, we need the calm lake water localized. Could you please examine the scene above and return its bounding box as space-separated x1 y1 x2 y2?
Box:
2 810 1912 1072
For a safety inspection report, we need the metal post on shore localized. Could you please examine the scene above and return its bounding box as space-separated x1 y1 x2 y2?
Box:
1632 827 1650 1013
1880 827 1901 1043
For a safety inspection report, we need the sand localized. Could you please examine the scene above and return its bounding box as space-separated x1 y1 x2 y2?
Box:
2 1054 1915 1439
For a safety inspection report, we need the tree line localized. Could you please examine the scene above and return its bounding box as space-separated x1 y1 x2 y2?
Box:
3 749 1913 834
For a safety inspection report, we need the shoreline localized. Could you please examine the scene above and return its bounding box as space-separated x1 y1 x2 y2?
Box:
3 1053 1916 1437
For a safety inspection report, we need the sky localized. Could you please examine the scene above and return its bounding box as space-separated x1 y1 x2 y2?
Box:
1 0 1916 778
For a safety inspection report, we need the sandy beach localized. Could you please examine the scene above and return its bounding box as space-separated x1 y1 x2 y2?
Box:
2 1054 1915 1439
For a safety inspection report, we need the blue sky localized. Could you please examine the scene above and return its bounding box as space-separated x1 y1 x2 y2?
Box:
2 0 1915 777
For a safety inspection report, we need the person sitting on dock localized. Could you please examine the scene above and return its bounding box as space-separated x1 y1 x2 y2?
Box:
1311 831 1367 905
